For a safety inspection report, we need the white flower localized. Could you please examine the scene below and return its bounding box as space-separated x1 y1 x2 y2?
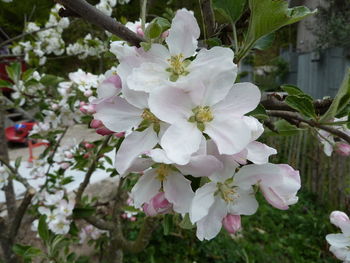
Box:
43 190 64 206
149 82 261 165
48 216 71 235
69 69 99 91
26 22 40 33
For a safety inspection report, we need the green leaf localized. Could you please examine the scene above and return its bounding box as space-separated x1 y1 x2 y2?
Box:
244 0 316 53
179 214 194 230
40 74 63 87
266 119 304 136
213 0 247 23
5 62 21 83
73 207 96 218
13 244 42 260
205 37 222 47
285 95 317 119
0 79 13 88
145 22 162 39
140 42 152 52
38 216 50 242
253 33 275 50
321 69 350 122
248 104 268 120
15 157 22 169
22 69 36 81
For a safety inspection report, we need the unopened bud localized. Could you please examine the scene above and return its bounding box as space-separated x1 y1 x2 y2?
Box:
335 143 350 157
84 90 93 97
143 192 172 217
222 214 241 234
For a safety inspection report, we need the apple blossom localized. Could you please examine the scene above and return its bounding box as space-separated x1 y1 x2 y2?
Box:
222 214 241 235
143 192 173 217
326 211 350 262
335 143 350 157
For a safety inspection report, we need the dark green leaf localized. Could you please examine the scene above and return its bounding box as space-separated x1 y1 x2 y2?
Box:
22 69 36 81
5 62 21 82
15 157 22 169
0 79 13 88
285 95 317 119
253 33 275 50
248 104 268 120
266 119 304 136
38 215 50 242
73 207 96 218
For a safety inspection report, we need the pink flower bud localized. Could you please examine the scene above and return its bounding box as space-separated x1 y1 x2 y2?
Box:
84 90 93 97
86 105 96 114
143 192 172 217
51 103 59 110
136 26 145 37
161 30 169 38
222 214 241 234
80 101 87 107
64 152 73 159
60 162 70 170
83 153 90 159
121 213 127 219
90 119 103 129
114 132 125 138
130 216 137 222
84 143 95 149
96 127 114 136
335 143 350 156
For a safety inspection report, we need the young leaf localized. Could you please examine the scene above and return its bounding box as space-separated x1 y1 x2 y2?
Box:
0 79 13 88
321 69 350 122
179 214 195 230
38 216 50 242
244 0 316 52
253 33 275 51
285 95 317 119
212 0 247 23
5 62 21 83
266 119 304 136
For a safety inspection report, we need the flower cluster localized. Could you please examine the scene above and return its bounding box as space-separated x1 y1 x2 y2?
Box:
79 225 107 244
92 9 302 241
66 34 108 59
35 190 75 235
319 117 350 157
326 211 350 262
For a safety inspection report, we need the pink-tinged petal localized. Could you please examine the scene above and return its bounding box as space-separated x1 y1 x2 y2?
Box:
147 148 173 164
205 116 251 155
195 196 227 241
163 172 194 214
246 141 277 164
131 170 161 208
227 187 258 215
222 214 241 234
97 81 120 99
213 83 261 117
94 96 142 132
149 86 194 124
326 234 350 248
177 154 223 177
235 163 301 210
143 192 173 216
115 127 158 175
335 143 350 156
161 121 203 165
329 246 349 262
330 211 350 236
166 9 200 58
127 62 168 93
243 116 264 141
143 43 171 62
110 41 139 60
190 182 217 223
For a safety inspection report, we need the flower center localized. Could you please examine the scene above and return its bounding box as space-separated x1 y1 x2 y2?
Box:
217 182 240 203
156 164 171 181
188 106 214 131
166 54 190 81
141 109 159 123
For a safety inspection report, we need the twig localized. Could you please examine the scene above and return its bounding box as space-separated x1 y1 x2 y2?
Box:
0 26 55 48
267 110 350 144
56 0 144 47
0 156 31 189
199 0 216 38
75 135 112 204
84 215 114 230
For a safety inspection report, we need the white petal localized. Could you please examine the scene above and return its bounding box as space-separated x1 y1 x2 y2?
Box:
213 83 261 117
149 86 194 124
246 141 277 164
190 182 217 223
94 96 142 132
163 172 194 214
196 197 227 241
177 155 223 177
127 62 168 93
243 116 264 141
131 170 161 208
227 187 258 215
166 9 200 58
326 234 350 248
161 121 203 165
122 87 149 109
115 127 158 175
205 116 251 155
148 148 173 164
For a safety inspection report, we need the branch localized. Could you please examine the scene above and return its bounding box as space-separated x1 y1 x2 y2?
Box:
56 0 145 47
75 135 112 204
261 95 333 115
84 215 114 231
199 0 216 38
8 187 36 241
267 110 350 144
0 157 32 189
